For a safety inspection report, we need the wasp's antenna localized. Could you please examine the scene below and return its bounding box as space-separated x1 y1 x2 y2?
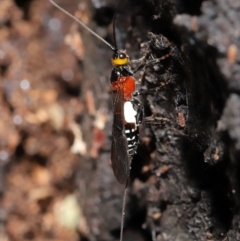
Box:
112 0 122 51
112 12 118 50
49 0 115 51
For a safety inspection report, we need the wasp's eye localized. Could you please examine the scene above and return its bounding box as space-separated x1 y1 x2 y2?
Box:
119 53 126 59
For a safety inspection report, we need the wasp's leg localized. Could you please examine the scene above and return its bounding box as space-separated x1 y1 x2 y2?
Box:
133 52 172 74
130 54 148 65
142 115 171 127
131 98 144 125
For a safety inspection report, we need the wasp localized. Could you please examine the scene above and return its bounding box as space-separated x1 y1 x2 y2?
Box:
49 1 144 240
49 0 143 185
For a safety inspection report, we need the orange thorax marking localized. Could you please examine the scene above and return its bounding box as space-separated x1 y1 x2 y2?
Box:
111 76 136 100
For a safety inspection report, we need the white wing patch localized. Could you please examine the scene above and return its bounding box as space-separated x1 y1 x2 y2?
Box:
124 101 137 124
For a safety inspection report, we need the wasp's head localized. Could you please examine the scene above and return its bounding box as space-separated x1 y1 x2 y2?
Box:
111 50 129 66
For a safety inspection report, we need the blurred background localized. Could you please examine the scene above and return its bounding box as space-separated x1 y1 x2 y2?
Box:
0 0 123 240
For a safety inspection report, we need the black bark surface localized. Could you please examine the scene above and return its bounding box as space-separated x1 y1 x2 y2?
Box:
77 0 240 241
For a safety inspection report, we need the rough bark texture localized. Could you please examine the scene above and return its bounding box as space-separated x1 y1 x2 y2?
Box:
1 0 240 241
78 0 240 240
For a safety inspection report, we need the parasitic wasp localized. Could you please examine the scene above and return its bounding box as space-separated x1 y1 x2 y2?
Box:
49 0 142 184
49 1 144 240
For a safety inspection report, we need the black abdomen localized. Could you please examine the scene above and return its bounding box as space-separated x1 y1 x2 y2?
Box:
124 123 139 156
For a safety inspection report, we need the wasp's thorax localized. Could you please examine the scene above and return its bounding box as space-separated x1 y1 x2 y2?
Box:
111 50 129 66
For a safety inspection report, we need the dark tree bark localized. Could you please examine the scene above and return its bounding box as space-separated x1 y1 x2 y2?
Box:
78 0 240 241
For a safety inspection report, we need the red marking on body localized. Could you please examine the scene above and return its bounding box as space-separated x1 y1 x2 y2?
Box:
111 76 136 100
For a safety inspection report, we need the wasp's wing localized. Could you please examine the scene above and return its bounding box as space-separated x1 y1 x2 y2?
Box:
111 90 130 184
